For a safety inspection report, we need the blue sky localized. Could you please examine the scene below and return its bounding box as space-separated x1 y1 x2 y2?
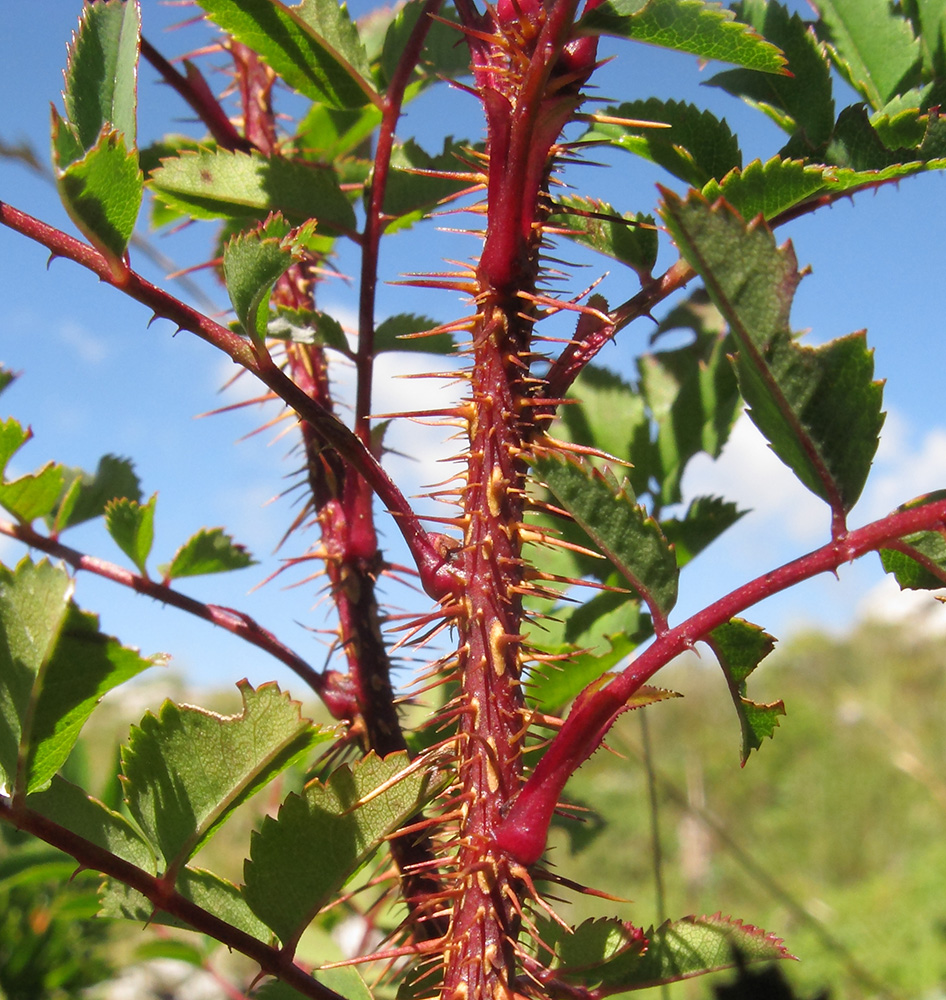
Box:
2 1 946 697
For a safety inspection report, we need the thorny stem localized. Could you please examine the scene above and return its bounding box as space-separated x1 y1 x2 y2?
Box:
0 199 458 601
0 797 347 1000
495 497 946 866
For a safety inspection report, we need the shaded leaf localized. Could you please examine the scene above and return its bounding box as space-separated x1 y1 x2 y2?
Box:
62 0 140 154
707 618 784 762
823 103 946 176
149 148 356 231
254 967 373 1000
546 914 793 990
196 0 377 109
382 137 477 231
159 527 255 581
380 1 470 90
100 866 272 940
579 0 788 73
707 0 834 147
27 775 155 872
374 313 454 354
0 558 157 797
582 99 742 187
661 189 884 517
879 490 946 589
243 751 436 949
294 103 381 162
122 682 331 873
267 308 351 353
52 454 141 534
816 0 921 108
105 494 156 576
550 196 658 277
533 455 678 624
661 496 747 568
527 634 639 715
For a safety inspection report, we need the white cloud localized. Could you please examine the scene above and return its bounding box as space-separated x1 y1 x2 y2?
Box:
57 320 108 364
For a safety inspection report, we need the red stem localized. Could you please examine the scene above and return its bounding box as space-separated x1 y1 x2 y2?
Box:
495 497 946 865
0 199 458 601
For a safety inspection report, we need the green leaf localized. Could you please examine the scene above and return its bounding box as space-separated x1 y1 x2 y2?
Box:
243 751 436 949
0 559 157 796
661 189 885 516
879 490 946 589
707 0 835 147
581 99 742 188
149 148 356 231
100 866 273 940
701 157 828 221
294 103 382 161
374 313 455 354
382 138 477 231
816 0 921 108
527 634 639 715
105 494 156 576
550 197 658 277
546 914 793 989
707 618 785 762
533 455 678 624
159 527 255 581
661 496 747 568
638 327 741 506
54 125 143 270
823 103 946 177
52 454 141 534
61 0 140 154
0 464 66 524
122 682 331 873
27 775 156 872
379 1 470 90
195 0 377 109
0 419 31 477
267 308 351 353
254 967 373 1000
906 0 946 75
579 0 788 73
224 215 306 339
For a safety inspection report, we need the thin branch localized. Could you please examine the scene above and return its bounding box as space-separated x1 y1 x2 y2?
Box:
0 518 332 700
496 496 946 865
0 200 459 601
0 797 347 1000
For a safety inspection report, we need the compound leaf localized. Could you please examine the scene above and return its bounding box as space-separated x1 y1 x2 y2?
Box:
159 527 255 581
149 148 356 231
105 494 157 576
707 618 785 762
579 0 788 74
661 189 884 518
243 751 436 949
195 0 377 109
122 682 333 874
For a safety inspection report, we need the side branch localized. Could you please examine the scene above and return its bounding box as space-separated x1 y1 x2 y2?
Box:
0 518 347 707
0 796 347 1000
495 498 946 865
0 200 458 600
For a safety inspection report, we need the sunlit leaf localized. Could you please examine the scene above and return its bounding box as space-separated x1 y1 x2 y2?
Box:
707 0 835 146
707 618 785 762
105 494 156 576
122 682 331 872
582 99 742 187
0 464 66 524
816 0 921 108
149 148 356 231
159 527 255 581
61 0 140 154
243 751 437 949
661 189 884 518
701 157 828 221
195 0 377 108
267 308 351 353
579 0 788 73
